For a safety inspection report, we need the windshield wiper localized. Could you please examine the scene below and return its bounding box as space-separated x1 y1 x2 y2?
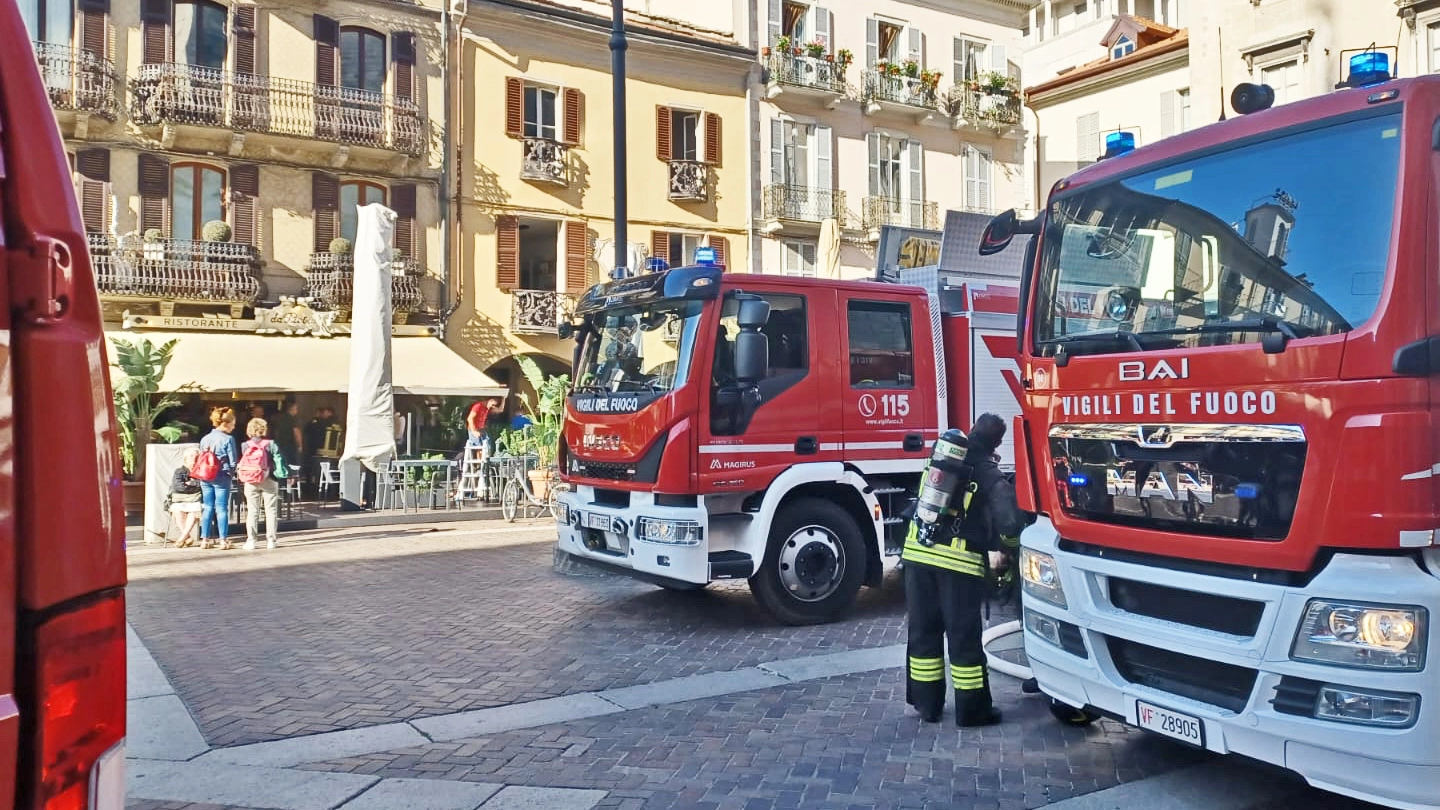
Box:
1144 318 1298 354
1040 331 1147 366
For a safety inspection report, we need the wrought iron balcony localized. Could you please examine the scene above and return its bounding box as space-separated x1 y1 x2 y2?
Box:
520 137 568 186
88 233 261 307
766 51 846 99
862 197 939 232
862 70 938 113
305 252 424 316
33 42 117 119
131 63 424 156
763 184 845 223
945 87 1021 132
668 160 709 202
511 289 575 335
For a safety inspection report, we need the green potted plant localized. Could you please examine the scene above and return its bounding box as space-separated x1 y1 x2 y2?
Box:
110 337 197 518
775 34 792 56
804 40 825 59
903 59 921 78
329 237 353 256
143 228 165 261
513 355 571 499
201 220 232 242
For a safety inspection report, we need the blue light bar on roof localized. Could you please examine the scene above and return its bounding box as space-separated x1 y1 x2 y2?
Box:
1104 131 1135 158
1347 51 1391 87
645 257 669 273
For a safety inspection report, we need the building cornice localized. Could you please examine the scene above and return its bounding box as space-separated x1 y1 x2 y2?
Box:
475 0 755 60
1026 42 1187 107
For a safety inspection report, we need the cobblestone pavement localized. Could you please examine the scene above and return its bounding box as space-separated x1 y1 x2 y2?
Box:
126 521 906 747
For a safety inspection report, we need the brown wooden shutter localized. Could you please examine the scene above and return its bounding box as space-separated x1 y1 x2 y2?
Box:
314 15 339 86
76 149 110 234
704 112 722 167
656 106 672 162
312 172 339 251
229 164 260 246
140 0 171 64
78 0 109 59
233 6 256 74
138 153 170 235
504 77 524 138
496 215 519 290
564 221 589 293
651 230 670 264
561 88 582 147
392 32 415 102
391 183 417 258
710 236 729 269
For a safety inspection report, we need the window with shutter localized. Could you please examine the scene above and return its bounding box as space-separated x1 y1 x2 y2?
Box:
138 153 170 235
174 1 227 69
651 230 671 264
76 149 110 234
1159 90 1175 138
504 77 524 138
523 84 558 140
496 215 520 290
229 163 259 246
1076 112 1100 162
170 162 226 241
562 88 582 146
391 183 417 259
704 112 721 166
314 14 338 86
392 32 416 103
656 106 672 161
232 5 256 73
312 172 339 251
141 0 171 63
79 0 109 61
564 221 589 293
708 236 729 269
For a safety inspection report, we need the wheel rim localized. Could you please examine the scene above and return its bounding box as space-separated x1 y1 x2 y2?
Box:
777 524 846 603
502 481 519 521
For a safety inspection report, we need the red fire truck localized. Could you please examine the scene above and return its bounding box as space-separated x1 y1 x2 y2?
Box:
991 57 1439 809
553 253 1021 625
0 5 129 808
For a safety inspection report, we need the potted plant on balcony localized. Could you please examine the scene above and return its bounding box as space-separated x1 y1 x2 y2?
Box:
903 59 921 79
202 220 232 243
775 35 792 56
804 40 826 59
329 237 353 257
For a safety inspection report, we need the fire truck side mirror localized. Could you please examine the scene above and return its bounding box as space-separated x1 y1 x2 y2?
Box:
735 331 769 386
736 297 771 330
979 209 1038 256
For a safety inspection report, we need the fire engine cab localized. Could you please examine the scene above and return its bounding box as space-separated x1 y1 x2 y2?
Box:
554 243 1021 625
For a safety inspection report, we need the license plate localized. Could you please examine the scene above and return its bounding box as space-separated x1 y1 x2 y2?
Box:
1135 700 1204 747
586 512 613 531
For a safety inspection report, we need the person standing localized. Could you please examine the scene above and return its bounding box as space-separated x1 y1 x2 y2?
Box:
237 417 288 550
271 399 302 473
197 407 239 550
902 414 1022 727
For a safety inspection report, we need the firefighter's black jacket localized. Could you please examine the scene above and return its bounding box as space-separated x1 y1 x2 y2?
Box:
951 450 1024 554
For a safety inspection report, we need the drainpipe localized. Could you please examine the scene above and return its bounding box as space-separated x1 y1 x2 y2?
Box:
610 0 628 278
439 0 467 334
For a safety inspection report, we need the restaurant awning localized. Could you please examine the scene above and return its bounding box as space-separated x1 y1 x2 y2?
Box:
104 331 509 397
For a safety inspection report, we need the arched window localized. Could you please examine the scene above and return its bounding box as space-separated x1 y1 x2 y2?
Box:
172 163 226 241
340 27 385 93
340 180 386 243
175 0 227 68
19 0 70 45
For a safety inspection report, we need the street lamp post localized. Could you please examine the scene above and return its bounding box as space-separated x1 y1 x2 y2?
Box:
610 0 628 279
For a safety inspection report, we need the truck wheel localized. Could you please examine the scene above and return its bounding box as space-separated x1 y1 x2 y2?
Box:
1048 698 1101 726
750 498 866 626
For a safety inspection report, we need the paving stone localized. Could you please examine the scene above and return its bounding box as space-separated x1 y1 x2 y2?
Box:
339 777 504 810
128 695 208 761
129 759 378 810
200 722 429 768
480 786 607 810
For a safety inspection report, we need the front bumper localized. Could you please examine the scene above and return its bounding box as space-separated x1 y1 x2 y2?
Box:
554 486 713 586
1022 518 1440 810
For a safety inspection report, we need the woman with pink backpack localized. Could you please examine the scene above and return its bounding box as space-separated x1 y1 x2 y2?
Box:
238 417 290 550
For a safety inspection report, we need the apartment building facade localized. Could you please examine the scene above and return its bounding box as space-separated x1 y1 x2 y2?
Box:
31 0 502 402
451 0 755 382
756 0 1030 280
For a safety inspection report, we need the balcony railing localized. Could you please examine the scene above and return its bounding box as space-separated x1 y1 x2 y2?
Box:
305 252 424 315
945 87 1021 130
521 137 568 186
668 160 709 202
131 63 424 156
511 289 574 335
33 42 117 118
766 51 846 96
862 70 938 111
88 233 260 305
763 184 846 223
862 197 940 232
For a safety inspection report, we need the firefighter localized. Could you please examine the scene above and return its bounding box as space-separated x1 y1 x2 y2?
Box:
903 413 1024 727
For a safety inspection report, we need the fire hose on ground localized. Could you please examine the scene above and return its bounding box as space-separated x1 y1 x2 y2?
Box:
982 619 1033 681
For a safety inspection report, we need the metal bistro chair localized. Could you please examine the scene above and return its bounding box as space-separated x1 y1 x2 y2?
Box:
374 462 408 511
317 460 342 503
280 474 303 520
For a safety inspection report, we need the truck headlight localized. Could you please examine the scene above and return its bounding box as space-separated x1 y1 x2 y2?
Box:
1291 600 1427 671
1315 685 1420 728
1020 548 1066 608
635 517 703 546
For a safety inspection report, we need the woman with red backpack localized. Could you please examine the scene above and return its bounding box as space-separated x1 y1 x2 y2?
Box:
238 417 288 550
193 407 239 549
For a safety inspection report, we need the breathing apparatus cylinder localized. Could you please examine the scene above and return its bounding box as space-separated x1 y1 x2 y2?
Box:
911 429 972 546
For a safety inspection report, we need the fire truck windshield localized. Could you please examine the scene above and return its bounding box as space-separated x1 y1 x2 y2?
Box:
575 300 705 394
1032 111 1401 355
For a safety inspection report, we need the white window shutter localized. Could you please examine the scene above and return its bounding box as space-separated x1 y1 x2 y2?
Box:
814 124 832 190
770 119 785 185
908 28 925 66
814 7 831 49
1077 112 1099 162
990 43 1008 75
1159 91 1176 138
952 37 964 82
867 132 881 196
907 139 924 203
866 18 879 66
977 149 992 213
963 146 979 209
767 0 781 46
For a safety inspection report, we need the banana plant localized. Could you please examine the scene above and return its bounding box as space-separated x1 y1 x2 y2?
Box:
109 337 196 479
514 355 571 471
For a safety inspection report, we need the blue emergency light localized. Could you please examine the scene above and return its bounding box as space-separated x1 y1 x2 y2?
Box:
693 246 717 266
1067 473 1090 487
1103 131 1136 158
1235 483 1260 500
645 257 669 273
1347 51 1391 88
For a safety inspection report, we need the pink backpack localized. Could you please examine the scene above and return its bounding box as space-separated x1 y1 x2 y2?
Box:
236 439 272 484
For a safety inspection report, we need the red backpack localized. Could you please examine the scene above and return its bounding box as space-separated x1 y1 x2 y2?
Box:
236 439 272 484
191 448 220 482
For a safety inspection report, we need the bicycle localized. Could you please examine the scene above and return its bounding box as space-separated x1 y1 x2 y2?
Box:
500 463 570 522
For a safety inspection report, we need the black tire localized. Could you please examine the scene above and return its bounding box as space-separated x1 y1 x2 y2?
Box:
749 497 868 626
1048 698 1101 726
